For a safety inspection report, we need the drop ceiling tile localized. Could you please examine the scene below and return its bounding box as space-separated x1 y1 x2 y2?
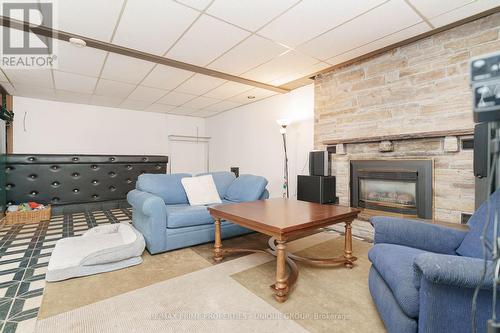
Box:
0 82 15 95
183 96 220 108
242 50 318 83
8 83 56 100
2 68 54 88
120 99 151 111
408 0 475 19
57 0 125 42
167 14 250 66
204 81 253 99
175 0 212 10
203 100 242 112
53 71 97 94
176 74 226 95
144 103 178 113
100 53 155 84
54 40 107 77
168 107 198 115
0 70 8 82
128 86 168 102
55 90 92 104
326 22 430 65
228 87 277 103
190 109 222 117
208 35 289 75
90 95 125 108
298 0 423 60
142 65 193 90
429 0 500 27
94 79 137 98
158 91 197 105
259 0 385 47
269 62 331 86
113 0 198 55
206 0 297 31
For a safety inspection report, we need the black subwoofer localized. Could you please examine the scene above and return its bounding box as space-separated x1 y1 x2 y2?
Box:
297 175 336 204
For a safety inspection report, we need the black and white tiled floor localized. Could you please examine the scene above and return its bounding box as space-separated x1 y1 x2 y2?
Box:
0 208 132 333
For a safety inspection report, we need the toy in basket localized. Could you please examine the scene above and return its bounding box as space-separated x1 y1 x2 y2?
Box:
5 202 51 224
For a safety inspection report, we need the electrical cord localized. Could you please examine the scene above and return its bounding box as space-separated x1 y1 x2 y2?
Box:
472 143 499 333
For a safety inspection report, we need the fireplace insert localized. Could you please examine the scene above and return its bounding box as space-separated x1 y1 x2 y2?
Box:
350 160 432 219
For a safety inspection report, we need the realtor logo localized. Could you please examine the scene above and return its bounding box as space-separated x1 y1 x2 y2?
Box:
1 1 57 68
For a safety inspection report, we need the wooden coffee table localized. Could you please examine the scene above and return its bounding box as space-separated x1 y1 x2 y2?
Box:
208 198 360 302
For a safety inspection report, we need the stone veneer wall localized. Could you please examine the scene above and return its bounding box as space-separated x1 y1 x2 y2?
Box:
314 12 500 223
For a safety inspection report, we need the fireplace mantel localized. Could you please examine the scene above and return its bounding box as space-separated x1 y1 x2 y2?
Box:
322 128 474 146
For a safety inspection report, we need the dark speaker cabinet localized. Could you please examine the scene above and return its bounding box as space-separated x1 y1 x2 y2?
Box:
297 175 336 204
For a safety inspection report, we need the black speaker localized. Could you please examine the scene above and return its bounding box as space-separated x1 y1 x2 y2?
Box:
297 175 336 204
309 151 330 176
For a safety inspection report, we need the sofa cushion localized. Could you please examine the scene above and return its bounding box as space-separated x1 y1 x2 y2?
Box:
456 189 500 258
137 173 191 205
166 204 214 229
368 243 427 318
224 174 268 202
197 171 236 198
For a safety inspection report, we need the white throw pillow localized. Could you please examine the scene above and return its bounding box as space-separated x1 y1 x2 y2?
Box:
181 175 222 206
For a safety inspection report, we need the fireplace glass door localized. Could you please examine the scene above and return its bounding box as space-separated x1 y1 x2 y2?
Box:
359 179 417 214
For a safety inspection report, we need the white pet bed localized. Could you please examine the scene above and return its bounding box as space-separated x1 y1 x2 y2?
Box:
46 223 145 282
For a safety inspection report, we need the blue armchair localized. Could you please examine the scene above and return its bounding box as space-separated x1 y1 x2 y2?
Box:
369 189 500 333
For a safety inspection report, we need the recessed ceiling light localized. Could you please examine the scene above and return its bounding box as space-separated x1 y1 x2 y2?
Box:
247 95 255 99
68 37 86 48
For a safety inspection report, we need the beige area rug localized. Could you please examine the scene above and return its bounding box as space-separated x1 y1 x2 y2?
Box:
231 236 385 333
36 233 384 333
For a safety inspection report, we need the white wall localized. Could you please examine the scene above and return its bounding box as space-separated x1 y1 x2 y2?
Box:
206 84 314 198
12 97 205 156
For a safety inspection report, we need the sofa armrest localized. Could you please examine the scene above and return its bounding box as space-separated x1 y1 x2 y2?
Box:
371 216 468 254
414 252 494 290
127 189 167 254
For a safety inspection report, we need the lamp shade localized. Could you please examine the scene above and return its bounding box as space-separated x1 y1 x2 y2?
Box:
276 118 291 127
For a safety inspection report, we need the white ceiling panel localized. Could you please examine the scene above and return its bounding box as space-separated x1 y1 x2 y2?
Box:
429 0 500 27
94 79 136 98
11 84 56 100
120 99 151 110
207 0 298 31
158 91 197 105
90 95 124 108
142 65 194 90
57 0 125 42
144 103 177 113
175 0 213 10
1 82 15 95
242 50 318 83
55 90 92 104
190 109 222 117
183 96 220 108
113 0 199 55
128 86 168 102
2 68 54 88
53 71 97 94
54 40 107 77
408 0 475 19
0 70 8 82
204 81 253 99
203 100 242 112
270 62 331 86
168 107 198 115
299 0 423 60
208 35 289 75
100 53 155 84
259 0 386 47
167 15 250 66
326 22 430 65
228 87 277 103
176 74 226 95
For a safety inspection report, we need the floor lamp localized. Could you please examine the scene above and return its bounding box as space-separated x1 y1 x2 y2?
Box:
277 119 290 198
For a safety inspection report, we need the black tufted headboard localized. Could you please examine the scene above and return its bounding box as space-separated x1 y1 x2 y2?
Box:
6 154 168 214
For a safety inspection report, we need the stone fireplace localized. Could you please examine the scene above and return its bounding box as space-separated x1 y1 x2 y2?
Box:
351 159 432 219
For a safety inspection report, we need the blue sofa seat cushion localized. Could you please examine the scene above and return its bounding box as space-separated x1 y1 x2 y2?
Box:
166 204 214 229
224 174 268 202
137 173 191 205
197 171 236 198
368 243 427 318
456 189 500 258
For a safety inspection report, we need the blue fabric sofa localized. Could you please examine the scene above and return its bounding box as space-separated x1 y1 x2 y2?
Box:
368 189 500 333
127 171 269 254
